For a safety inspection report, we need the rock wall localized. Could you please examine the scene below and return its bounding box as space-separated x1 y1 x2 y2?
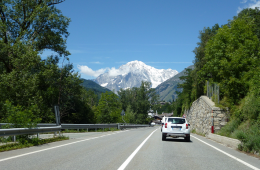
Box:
185 96 228 135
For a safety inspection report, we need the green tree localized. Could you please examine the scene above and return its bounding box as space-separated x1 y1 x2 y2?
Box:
1 100 41 128
235 7 260 41
0 0 70 73
118 81 159 124
95 91 122 123
124 105 136 124
192 24 220 100
199 16 260 104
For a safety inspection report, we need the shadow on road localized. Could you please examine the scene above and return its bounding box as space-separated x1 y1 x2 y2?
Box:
164 138 193 143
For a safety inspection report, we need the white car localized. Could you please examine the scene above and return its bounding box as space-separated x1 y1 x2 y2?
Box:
151 122 156 126
161 117 190 141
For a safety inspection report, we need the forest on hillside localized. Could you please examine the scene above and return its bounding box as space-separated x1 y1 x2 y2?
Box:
171 8 260 153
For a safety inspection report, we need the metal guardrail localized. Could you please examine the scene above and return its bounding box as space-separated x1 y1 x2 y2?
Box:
37 123 119 129
36 123 150 130
0 126 61 137
120 124 149 128
0 123 150 137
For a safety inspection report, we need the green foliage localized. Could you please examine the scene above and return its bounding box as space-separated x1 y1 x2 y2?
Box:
199 16 260 104
0 1 70 70
234 121 260 153
0 1 96 125
124 105 137 123
155 65 194 102
1 100 41 128
80 79 111 101
157 102 173 114
192 24 220 99
171 8 260 153
235 7 260 41
118 81 160 124
217 119 240 137
95 91 122 123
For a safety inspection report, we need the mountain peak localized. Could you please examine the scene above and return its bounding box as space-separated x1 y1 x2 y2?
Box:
94 61 178 93
126 60 145 66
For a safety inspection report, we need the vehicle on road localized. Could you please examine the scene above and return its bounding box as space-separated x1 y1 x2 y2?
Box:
161 116 166 132
161 117 190 141
150 122 156 126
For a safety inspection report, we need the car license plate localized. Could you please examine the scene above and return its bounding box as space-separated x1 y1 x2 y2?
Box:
171 126 181 130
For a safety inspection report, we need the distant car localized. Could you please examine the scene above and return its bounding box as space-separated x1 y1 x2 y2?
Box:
151 122 156 126
161 117 190 141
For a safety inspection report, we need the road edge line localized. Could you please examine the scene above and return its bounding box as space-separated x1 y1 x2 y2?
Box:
191 135 260 170
0 130 129 162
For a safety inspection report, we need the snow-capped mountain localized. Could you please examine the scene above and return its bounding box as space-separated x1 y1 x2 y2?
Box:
93 60 178 93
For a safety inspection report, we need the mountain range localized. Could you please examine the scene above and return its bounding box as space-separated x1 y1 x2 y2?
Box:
93 60 178 93
155 65 194 102
80 79 111 99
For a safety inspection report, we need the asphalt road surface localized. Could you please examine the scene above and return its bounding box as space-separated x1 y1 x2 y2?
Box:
0 126 259 170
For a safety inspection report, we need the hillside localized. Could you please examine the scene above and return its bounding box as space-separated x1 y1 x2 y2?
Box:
80 79 112 98
155 65 194 102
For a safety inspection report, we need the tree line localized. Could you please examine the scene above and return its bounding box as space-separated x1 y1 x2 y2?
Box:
174 8 260 153
0 1 158 127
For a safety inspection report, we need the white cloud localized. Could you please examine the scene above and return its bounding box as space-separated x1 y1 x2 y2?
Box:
107 67 130 77
77 65 130 77
248 1 260 8
238 0 260 13
77 65 107 77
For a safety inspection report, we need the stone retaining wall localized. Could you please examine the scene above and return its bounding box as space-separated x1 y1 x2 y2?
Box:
185 96 228 135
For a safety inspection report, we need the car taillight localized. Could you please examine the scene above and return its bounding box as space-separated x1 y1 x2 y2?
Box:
165 123 167 128
186 124 188 129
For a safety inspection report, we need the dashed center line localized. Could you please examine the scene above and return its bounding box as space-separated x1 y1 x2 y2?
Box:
118 129 157 170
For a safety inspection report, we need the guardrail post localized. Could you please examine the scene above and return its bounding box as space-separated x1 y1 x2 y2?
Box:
87 128 88 132
54 105 61 126
117 123 120 130
103 128 104 132
37 133 39 138
95 128 97 132
12 135 16 142
77 129 79 132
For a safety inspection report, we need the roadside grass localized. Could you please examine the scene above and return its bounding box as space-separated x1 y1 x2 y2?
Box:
0 136 69 152
217 119 240 139
191 129 206 137
62 127 119 133
234 122 260 154
218 119 260 155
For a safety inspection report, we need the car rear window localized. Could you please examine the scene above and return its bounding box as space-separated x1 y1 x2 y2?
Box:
167 118 185 124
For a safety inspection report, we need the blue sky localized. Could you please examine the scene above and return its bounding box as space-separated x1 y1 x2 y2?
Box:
42 0 260 79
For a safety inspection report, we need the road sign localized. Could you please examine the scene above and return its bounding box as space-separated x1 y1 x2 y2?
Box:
121 110 125 116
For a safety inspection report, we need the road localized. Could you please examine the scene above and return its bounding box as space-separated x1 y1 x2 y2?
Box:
0 126 259 170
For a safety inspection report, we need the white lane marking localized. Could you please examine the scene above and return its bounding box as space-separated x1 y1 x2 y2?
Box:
0 130 129 162
118 129 157 170
191 135 260 170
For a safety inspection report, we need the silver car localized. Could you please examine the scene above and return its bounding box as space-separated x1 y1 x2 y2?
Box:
161 117 190 141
